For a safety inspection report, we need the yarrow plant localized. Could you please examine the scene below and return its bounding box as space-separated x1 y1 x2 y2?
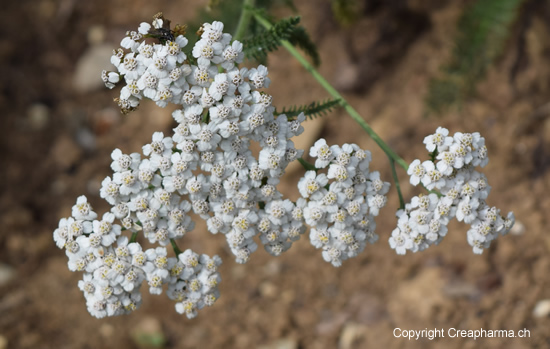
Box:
389 127 515 255
54 9 514 319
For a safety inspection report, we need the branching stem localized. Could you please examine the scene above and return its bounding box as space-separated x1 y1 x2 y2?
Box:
234 0 256 40
389 159 405 209
298 157 317 172
170 238 183 256
130 231 139 243
249 10 408 205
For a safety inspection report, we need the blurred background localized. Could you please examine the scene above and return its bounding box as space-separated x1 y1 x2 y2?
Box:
1 0 550 348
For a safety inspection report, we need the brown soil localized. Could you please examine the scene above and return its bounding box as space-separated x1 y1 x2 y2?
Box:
1 1 550 348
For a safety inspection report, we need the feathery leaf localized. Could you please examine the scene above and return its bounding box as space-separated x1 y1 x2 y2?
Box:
242 16 301 63
287 25 321 67
275 99 341 120
426 0 524 114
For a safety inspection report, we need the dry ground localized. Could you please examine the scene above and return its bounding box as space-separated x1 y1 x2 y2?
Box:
1 1 550 348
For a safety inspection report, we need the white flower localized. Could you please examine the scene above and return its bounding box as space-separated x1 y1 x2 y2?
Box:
85 294 108 319
426 218 447 242
78 273 98 295
409 209 431 235
150 153 172 176
434 197 455 223
160 36 188 65
200 88 216 108
179 249 201 273
456 196 480 223
209 73 234 101
327 164 352 184
137 43 154 65
113 170 142 196
221 40 244 70
319 188 342 213
111 149 140 173
100 176 121 205
188 65 217 87
436 151 456 176
389 228 411 255
265 200 294 225
193 123 221 151
411 194 438 211
201 21 223 41
258 148 285 177
472 138 489 167
143 132 173 157
101 70 120 89
449 143 467 169
143 246 169 273
310 225 330 248
309 139 333 168
72 196 98 221
185 174 209 200
298 171 328 200
121 31 143 51
137 72 160 99
118 54 145 81
367 194 387 216
227 67 248 86
322 246 344 267
121 266 144 292
138 22 151 35
92 212 121 247
407 159 425 186
304 201 326 227
421 161 445 190
138 159 162 187
467 229 489 254
248 65 270 89
499 212 515 235
423 127 453 152
146 268 169 295
175 298 200 319
366 171 390 195
53 218 71 249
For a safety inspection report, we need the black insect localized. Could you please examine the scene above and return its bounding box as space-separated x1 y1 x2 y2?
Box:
150 27 175 43
149 15 174 43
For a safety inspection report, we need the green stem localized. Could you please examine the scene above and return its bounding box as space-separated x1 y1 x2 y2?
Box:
252 12 409 172
170 238 183 256
234 0 256 41
298 157 317 172
130 231 139 243
429 149 438 162
203 111 210 124
389 159 405 209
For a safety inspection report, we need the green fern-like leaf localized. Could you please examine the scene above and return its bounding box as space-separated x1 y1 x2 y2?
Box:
275 98 341 120
242 16 301 63
185 0 295 49
242 11 320 66
426 0 524 114
182 1 317 65
287 26 321 67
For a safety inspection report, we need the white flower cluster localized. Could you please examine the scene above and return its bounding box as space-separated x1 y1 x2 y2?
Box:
389 127 515 255
102 15 247 113
55 16 317 319
299 139 390 266
99 16 311 264
53 195 222 319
